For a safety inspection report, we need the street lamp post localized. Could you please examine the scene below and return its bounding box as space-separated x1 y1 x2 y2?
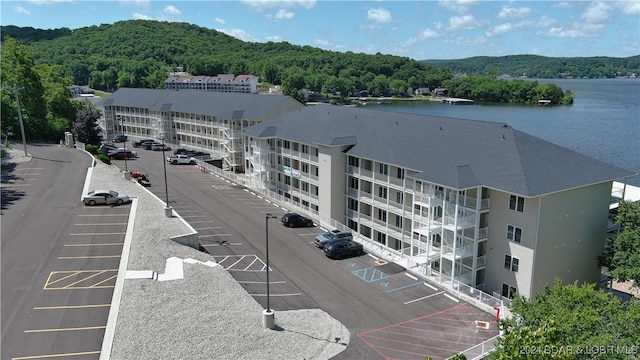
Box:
263 213 278 329
121 116 128 172
160 137 172 217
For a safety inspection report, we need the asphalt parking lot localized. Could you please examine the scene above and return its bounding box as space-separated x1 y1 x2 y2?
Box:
1 146 128 360
113 148 500 359
99 147 497 359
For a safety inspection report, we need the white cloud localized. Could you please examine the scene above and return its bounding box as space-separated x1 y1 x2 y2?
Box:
552 2 572 9
132 12 152 20
26 0 73 5
241 0 316 11
368 7 391 24
615 0 640 15
405 27 441 46
265 35 284 42
214 17 226 25
438 0 481 14
215 28 258 42
163 5 181 16
14 5 30 14
486 23 512 37
497 5 531 19
271 8 294 20
545 22 604 38
582 2 612 23
118 0 150 6
449 14 481 30
535 15 556 28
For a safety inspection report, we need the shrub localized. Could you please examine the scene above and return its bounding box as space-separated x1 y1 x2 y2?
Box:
96 153 111 164
85 144 99 155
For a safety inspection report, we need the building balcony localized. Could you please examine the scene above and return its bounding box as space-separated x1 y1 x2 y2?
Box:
252 145 276 155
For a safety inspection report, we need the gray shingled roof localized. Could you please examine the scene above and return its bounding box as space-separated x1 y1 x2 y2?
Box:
101 88 301 121
243 104 635 197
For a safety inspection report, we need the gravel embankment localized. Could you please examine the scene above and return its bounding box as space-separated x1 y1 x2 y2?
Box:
3 146 349 360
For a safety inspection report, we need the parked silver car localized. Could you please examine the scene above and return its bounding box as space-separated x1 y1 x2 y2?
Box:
82 190 130 206
314 229 352 248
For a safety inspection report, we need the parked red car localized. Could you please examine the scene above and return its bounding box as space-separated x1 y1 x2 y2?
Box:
108 149 135 160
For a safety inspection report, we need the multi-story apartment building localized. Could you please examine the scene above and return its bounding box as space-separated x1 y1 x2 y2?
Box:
243 104 636 300
96 88 635 301
98 88 304 171
164 74 258 94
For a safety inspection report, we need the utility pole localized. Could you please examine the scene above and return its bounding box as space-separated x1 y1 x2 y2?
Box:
12 84 28 157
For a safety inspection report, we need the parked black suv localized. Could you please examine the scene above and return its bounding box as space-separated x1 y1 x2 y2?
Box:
133 139 155 148
324 241 364 259
281 213 314 228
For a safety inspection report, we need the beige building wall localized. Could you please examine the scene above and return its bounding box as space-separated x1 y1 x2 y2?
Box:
484 182 612 299
484 190 540 299
531 182 612 298
317 146 347 225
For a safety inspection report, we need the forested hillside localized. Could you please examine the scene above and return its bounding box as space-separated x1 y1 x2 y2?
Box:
1 20 451 98
422 54 640 79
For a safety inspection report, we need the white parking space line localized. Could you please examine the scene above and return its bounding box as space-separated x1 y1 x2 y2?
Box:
251 293 302 297
194 227 222 231
444 293 460 302
199 234 232 238
237 281 286 284
405 273 418 281
425 283 438 291
404 291 444 305
188 220 215 224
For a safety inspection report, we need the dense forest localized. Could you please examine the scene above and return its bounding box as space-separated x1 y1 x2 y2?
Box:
1 20 452 99
423 54 640 79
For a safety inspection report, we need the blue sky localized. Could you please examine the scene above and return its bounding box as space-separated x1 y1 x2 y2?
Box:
2 0 639 60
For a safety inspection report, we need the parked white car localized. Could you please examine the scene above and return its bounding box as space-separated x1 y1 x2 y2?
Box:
82 190 130 206
166 154 197 165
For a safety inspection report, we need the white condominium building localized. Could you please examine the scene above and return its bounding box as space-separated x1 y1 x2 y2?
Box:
243 104 635 300
98 88 304 171
164 74 258 94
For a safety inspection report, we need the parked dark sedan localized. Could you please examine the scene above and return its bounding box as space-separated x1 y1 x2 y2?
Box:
324 241 364 259
281 213 314 228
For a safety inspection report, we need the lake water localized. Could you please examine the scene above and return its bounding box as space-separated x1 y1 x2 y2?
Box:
366 78 640 187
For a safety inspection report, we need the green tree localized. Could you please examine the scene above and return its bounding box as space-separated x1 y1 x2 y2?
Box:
73 106 102 145
490 278 640 360
609 200 640 286
1 36 49 140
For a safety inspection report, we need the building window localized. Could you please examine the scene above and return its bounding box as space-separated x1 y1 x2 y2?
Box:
301 182 309 192
397 168 404 179
395 216 402 228
284 176 291 185
376 232 386 244
301 144 309 154
504 255 519 272
502 283 517 299
283 140 290 149
301 163 309 173
378 163 388 175
378 187 387 199
348 156 359 167
377 209 387 222
507 225 522 243
348 176 359 190
509 195 525 212
396 192 403 204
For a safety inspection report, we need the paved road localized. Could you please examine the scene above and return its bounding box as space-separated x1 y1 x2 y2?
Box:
118 146 500 360
1 145 126 360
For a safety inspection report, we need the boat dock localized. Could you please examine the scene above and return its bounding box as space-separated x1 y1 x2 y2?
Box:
442 97 474 105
